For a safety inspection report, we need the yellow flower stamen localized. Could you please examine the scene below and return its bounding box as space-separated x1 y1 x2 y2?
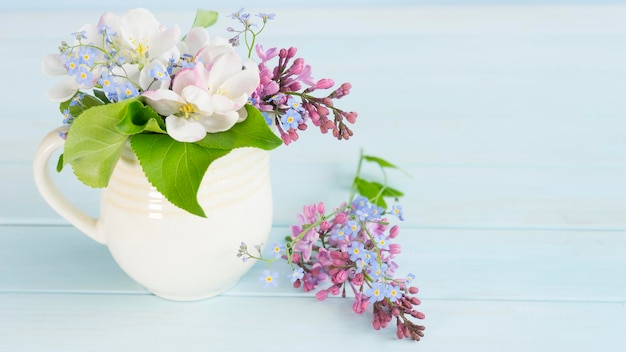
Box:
179 103 198 120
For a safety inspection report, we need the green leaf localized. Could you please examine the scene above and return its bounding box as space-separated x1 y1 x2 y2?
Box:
354 177 387 208
363 155 398 169
196 105 282 150
116 100 166 135
59 93 105 118
56 154 64 172
191 9 218 28
130 133 231 217
381 185 404 198
63 99 135 187
93 89 111 104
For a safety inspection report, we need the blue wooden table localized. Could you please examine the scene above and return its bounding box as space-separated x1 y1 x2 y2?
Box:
1 1 626 351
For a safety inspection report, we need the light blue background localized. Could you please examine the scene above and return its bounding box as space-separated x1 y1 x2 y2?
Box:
2 0 626 11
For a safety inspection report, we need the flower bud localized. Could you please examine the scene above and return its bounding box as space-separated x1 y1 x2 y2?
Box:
315 289 329 301
396 323 404 339
411 310 426 319
389 244 402 255
332 270 348 284
409 286 419 294
317 202 325 214
320 220 330 232
391 307 400 317
389 225 400 238
314 78 334 90
289 58 304 74
334 212 347 225
351 273 364 286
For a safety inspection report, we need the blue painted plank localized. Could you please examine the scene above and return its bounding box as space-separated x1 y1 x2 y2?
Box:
2 226 625 303
1 293 624 351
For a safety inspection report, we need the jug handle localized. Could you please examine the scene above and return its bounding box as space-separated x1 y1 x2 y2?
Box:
33 128 105 245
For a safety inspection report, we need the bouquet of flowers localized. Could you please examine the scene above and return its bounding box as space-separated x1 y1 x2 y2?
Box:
41 7 357 217
41 7 424 341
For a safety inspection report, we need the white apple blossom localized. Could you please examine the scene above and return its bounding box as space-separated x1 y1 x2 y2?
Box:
142 51 260 142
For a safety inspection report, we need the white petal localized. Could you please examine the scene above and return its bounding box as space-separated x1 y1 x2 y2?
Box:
219 64 260 98
181 85 213 115
98 12 122 34
120 8 160 45
41 54 67 76
208 52 242 92
236 106 248 122
182 27 209 55
198 111 239 133
46 78 80 102
149 25 181 59
211 94 239 114
142 89 185 116
165 115 207 142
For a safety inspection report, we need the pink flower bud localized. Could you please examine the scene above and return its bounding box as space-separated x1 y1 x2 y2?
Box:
351 273 364 286
333 258 346 266
332 270 348 284
287 47 297 58
396 323 404 339
288 129 299 141
293 280 301 289
389 244 402 254
317 105 329 117
316 289 329 301
411 310 426 319
389 225 400 238
329 285 340 295
334 212 347 225
289 58 304 74
320 220 330 232
314 78 334 89
317 202 325 214
409 286 419 294
344 111 358 124
263 81 280 96
372 317 381 330
352 294 368 314
280 131 292 145
391 307 400 317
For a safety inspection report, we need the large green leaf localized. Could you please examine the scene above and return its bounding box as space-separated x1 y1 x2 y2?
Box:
116 100 166 135
63 99 136 187
130 133 230 217
196 105 282 150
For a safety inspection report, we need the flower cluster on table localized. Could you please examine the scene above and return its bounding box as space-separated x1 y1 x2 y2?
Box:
239 152 426 341
41 7 356 217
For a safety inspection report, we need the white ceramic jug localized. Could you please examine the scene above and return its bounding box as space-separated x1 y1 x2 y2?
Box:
33 128 272 301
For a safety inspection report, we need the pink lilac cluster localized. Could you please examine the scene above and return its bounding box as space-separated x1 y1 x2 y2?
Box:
251 46 358 145
286 197 425 341
227 8 357 145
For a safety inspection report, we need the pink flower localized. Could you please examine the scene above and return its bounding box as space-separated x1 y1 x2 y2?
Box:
294 229 319 262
